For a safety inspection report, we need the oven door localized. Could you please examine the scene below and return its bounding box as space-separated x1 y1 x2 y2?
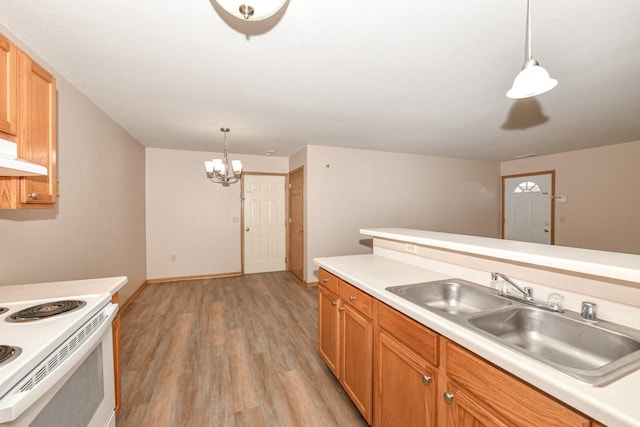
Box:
0 304 117 427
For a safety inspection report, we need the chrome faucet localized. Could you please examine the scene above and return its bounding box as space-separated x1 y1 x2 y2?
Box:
492 272 533 301
491 272 564 313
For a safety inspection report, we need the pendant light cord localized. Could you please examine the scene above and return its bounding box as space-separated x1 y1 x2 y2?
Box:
525 0 532 63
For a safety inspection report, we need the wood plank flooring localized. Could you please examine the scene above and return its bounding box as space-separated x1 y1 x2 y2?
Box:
116 272 368 427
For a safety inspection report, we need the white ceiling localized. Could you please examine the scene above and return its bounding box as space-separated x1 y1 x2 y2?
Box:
1 0 639 161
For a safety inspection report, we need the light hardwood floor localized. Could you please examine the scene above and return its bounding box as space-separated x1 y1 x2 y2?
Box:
116 272 368 427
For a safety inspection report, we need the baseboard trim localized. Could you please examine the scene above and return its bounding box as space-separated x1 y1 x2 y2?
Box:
119 280 149 314
146 271 243 285
304 280 318 288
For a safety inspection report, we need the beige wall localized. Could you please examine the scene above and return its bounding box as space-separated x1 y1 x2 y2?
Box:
501 140 640 255
145 147 289 280
0 26 147 303
305 145 501 283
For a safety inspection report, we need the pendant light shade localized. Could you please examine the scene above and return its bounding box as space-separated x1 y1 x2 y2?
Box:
507 0 557 99
215 0 287 21
507 61 558 99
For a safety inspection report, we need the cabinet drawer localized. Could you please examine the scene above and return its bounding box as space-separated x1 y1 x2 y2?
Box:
340 280 373 318
444 340 590 427
376 301 438 366
319 268 340 295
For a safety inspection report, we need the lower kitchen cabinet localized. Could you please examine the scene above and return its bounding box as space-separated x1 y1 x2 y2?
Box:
441 339 591 427
341 301 373 423
375 300 438 427
317 269 601 427
318 283 340 377
318 269 373 424
376 331 436 427
442 381 516 427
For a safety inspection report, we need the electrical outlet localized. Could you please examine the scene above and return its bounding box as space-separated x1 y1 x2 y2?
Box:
405 244 417 254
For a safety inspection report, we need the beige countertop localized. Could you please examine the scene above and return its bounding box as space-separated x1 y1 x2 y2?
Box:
314 254 640 427
0 276 128 303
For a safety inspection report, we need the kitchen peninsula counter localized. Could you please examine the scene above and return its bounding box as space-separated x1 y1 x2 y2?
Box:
315 228 640 427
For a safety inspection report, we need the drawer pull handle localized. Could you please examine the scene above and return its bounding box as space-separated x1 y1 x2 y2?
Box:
338 306 345 312
422 375 431 385
322 278 330 282
27 192 39 200
331 301 337 306
443 392 454 404
349 295 356 302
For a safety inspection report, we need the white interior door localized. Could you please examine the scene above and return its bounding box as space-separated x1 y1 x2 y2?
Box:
503 173 553 244
243 175 286 274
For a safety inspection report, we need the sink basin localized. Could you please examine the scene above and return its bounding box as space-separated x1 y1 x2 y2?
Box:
468 307 640 385
386 279 511 316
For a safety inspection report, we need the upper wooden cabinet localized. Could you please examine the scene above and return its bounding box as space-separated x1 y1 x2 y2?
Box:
0 34 18 138
0 34 57 209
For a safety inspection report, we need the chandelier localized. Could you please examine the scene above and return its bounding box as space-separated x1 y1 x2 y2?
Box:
204 128 243 186
215 0 287 21
506 0 557 99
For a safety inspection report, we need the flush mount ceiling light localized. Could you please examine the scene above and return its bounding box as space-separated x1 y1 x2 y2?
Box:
507 0 558 99
215 0 287 20
204 128 243 186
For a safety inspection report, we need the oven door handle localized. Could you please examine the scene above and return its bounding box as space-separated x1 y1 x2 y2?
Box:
0 303 118 423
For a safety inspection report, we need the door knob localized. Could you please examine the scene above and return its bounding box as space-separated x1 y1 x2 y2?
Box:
443 392 454 404
245 227 250 231
544 229 549 233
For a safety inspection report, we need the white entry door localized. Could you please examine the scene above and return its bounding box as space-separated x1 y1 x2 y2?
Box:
243 175 286 274
503 173 554 244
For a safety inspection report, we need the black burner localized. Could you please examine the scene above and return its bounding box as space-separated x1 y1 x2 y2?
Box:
0 307 8 315
7 300 86 323
0 345 21 365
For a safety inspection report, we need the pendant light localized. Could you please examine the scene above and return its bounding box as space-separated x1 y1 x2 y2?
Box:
204 128 243 186
507 0 557 99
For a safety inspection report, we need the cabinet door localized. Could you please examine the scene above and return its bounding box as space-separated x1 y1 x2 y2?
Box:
376 331 436 427
445 340 590 427
341 303 373 424
18 51 56 206
318 286 340 377
443 382 516 427
0 34 18 137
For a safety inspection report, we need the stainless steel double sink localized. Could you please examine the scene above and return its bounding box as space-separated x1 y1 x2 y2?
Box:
386 279 640 386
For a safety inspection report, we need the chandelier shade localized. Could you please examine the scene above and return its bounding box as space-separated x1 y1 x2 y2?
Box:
204 128 243 186
506 0 557 99
215 0 287 21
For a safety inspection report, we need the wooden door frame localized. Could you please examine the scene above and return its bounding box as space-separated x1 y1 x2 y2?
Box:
501 170 556 245
288 166 304 282
240 172 288 275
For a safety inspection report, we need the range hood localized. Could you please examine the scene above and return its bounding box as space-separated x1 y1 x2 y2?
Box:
0 137 47 176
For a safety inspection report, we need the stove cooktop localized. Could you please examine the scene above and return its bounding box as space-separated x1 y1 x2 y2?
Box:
0 293 111 399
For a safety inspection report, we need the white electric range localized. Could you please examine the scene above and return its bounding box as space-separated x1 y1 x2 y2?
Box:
0 293 118 427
